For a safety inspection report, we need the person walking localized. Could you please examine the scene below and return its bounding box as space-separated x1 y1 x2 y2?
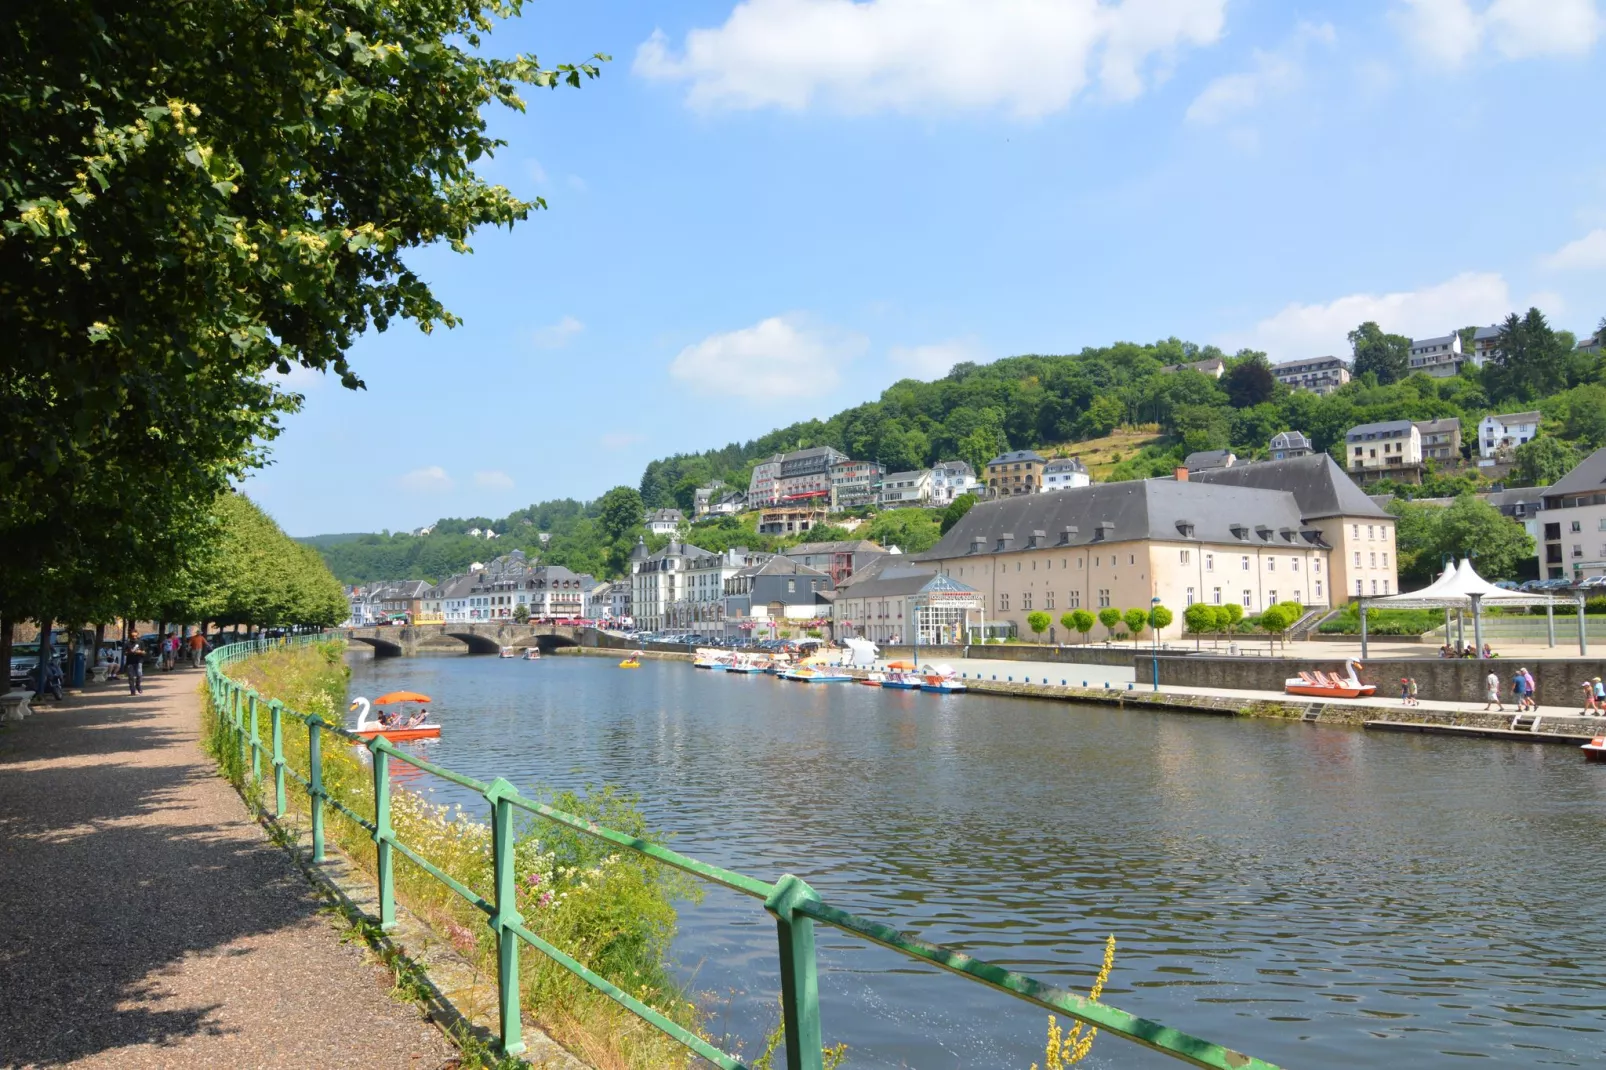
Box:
124 636 147 695
1595 677 1606 714
1483 668 1504 712
189 631 206 668
1408 677 1419 707
1582 679 1597 715
1512 669 1529 712
1522 667 1537 712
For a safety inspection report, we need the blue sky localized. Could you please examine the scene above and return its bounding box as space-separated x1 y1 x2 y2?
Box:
247 0 1606 535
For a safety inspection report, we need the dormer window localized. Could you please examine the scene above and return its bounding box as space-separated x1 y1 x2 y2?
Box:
1058 525 1078 546
996 533 1014 552
1279 528 1295 542
1029 529 1047 549
1175 520 1195 538
1230 524 1248 540
1256 525 1273 541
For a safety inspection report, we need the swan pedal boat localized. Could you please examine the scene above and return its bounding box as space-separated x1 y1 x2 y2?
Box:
350 696 442 741
919 667 966 693
1283 661 1376 699
880 670 921 690
1583 735 1606 763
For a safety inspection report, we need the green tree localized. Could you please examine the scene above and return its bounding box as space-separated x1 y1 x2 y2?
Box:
598 486 646 544
939 493 978 535
865 509 941 554
1026 610 1051 643
1484 308 1569 402
1097 606 1122 641
1221 353 1278 407
1079 395 1126 438
1258 604 1293 650
513 603 530 624
1123 607 1148 645
1148 604 1173 637
1435 494 1535 580
958 426 1008 478
1512 436 1578 487
1067 609 1095 644
1220 602 1244 629
1348 322 1412 384
1182 602 1215 650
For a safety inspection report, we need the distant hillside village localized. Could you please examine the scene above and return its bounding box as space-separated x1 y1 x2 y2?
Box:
337 317 1606 644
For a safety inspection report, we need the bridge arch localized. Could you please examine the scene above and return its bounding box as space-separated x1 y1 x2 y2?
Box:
445 631 503 655
348 635 404 658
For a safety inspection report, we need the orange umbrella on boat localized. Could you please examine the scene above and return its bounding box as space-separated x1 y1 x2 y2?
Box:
886 660 916 670
374 690 432 704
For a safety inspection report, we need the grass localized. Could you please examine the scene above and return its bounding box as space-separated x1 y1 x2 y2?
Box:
203 643 710 1070
1042 425 1167 481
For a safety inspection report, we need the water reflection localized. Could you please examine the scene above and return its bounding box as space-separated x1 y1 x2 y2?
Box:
348 654 1606 1068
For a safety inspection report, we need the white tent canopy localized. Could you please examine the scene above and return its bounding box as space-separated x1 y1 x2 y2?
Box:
1374 558 1571 610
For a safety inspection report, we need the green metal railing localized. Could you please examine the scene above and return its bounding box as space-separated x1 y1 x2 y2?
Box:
208 636 1280 1070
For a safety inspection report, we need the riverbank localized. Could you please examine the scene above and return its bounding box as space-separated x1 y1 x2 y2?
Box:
0 668 454 1069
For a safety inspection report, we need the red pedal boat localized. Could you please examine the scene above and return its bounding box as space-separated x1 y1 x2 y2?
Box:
350 693 442 741
1284 660 1376 699
1583 735 1606 763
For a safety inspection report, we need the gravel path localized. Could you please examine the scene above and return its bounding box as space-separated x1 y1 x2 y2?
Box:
0 668 457 1069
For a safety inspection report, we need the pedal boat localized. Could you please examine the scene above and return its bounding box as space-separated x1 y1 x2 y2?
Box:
1284 661 1376 699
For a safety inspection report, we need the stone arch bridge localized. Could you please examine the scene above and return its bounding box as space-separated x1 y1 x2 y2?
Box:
342 622 618 658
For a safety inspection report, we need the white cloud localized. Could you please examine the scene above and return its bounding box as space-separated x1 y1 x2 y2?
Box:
888 338 988 379
669 314 868 399
524 158 548 184
1391 0 1601 66
1222 271 1513 360
263 362 324 392
1186 22 1334 126
530 315 584 349
473 470 515 491
399 466 454 493
600 431 647 450
1541 228 1606 271
635 0 1227 118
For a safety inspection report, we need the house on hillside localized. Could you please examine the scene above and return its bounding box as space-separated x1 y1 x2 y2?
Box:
1415 418 1462 462
929 460 978 505
829 459 885 511
984 450 1045 497
879 469 932 507
1161 356 1226 378
1478 411 1541 462
1184 449 1236 472
1537 448 1606 580
645 508 685 535
1268 431 1312 460
1042 456 1091 490
1344 420 1422 483
1271 356 1350 394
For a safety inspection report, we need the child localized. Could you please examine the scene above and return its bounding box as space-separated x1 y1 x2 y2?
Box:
1407 677 1419 707
1400 677 1411 705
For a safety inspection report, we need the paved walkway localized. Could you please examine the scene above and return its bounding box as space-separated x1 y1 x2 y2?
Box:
0 669 456 1069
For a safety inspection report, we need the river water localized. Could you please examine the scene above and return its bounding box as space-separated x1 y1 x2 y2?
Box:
347 653 1606 1069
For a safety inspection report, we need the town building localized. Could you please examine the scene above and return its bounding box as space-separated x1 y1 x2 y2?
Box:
1042 456 1090 491
1345 419 1422 482
645 508 685 535
829 459 885 511
1184 449 1236 473
879 469 932 507
674 547 759 632
692 483 726 519
1536 448 1606 580
1271 356 1350 394
747 455 784 508
917 477 1335 640
929 460 978 505
831 564 983 645
721 555 833 640
1187 453 1399 601
985 450 1045 498
1471 325 1503 365
437 573 479 623
372 579 429 623
1407 333 1471 377
1267 431 1312 461
775 446 847 504
629 537 709 633
1415 418 1462 463
783 540 887 586
757 502 829 536
1478 410 1541 461
1161 355 1226 378
1579 331 1602 356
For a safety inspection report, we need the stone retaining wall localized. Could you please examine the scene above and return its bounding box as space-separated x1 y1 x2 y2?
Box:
874 643 1135 667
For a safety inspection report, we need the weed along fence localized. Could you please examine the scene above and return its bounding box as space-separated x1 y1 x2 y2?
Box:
207 637 1280 1070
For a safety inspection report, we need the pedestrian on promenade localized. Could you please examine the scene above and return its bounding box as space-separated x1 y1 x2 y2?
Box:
1400 677 1411 705
1483 669 1504 711
1595 677 1605 712
1522 668 1537 711
1408 677 1419 706
1582 680 1598 715
125 637 147 695
189 631 205 667
1512 669 1527 710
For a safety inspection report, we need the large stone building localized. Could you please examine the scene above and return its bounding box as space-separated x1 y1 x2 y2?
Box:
832 564 983 645
1271 356 1350 394
775 446 847 503
1345 419 1422 482
782 539 886 586
1536 447 1606 580
985 450 1045 497
829 459 884 510
721 555 833 639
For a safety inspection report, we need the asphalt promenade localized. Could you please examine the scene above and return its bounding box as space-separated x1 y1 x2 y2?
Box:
0 667 455 1069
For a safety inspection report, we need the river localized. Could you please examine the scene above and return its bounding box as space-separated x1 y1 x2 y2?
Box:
347 653 1606 1069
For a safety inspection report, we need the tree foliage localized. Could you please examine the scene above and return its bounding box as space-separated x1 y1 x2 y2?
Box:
1512 436 1578 487
1348 322 1411 385
940 493 978 535
1066 609 1094 642
1387 495 1536 584
1484 309 1571 403
1026 611 1051 641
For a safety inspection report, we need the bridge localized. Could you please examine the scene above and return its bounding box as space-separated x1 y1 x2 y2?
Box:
343 622 613 658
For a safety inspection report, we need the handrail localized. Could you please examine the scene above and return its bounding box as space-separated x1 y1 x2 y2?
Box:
207 636 1281 1070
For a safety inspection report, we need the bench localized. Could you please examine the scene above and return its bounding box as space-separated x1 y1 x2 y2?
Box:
1 691 35 721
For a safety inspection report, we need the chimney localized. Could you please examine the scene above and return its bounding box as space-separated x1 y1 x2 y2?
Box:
1175 466 1188 482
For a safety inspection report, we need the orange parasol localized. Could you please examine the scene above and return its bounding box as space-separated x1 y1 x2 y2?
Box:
886 660 916 670
374 691 432 704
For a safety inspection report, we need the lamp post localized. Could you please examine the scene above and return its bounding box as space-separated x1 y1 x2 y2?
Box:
1150 596 1161 692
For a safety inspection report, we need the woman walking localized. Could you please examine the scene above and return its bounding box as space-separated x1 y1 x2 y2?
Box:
124 637 147 696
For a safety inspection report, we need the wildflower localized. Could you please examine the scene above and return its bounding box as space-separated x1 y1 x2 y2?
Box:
538 891 554 908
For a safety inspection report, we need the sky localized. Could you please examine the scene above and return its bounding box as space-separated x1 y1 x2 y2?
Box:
245 0 1606 536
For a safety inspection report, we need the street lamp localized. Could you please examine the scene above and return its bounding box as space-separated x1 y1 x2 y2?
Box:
1150 595 1161 692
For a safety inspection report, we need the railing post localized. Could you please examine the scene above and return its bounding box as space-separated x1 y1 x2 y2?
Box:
248 692 261 783
308 715 326 863
370 738 397 931
232 684 246 773
766 874 825 1070
484 777 526 1057
270 700 286 817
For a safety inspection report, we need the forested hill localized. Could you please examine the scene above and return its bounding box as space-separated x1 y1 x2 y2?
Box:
310 311 1606 585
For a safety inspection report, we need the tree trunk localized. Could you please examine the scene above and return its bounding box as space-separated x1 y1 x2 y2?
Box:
0 613 12 697
35 618 53 695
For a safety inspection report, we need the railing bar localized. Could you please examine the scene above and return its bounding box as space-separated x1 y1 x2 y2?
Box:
795 899 1280 1070
389 838 494 916
326 796 378 835
506 920 747 1070
284 768 312 790
370 737 492 793
503 795 777 901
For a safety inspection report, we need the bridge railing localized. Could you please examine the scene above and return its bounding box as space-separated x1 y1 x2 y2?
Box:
207 637 1281 1070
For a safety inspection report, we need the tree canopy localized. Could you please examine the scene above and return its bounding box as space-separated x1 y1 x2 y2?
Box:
1348 322 1412 384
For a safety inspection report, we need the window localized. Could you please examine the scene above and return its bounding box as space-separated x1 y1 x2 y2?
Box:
1180 550 1191 564
787 579 796 593
1046 591 1055 610
1383 580 1390 594
1292 559 1300 572
1370 552 1377 567
1381 553 1388 567
1356 579 1363 596
1268 590 1277 605
1573 521 1583 533
1068 590 1080 608
1267 558 1276 571
1186 586 1195 605
1098 589 1111 608
1314 560 1321 573
1242 590 1253 608
1213 587 1222 604
1371 579 1378 595
1354 551 1361 566
1205 553 1214 572
1573 544 1583 558
1368 525 1375 539
1315 580 1323 597
1242 556 1250 571
1022 592 1032 610
1352 525 1359 538
999 593 1010 612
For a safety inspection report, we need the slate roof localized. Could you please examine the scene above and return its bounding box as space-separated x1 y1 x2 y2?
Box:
1043 456 1088 473
732 555 830 580
832 564 977 600
1485 410 1542 426
1542 447 1606 498
1414 418 1461 435
1184 449 1234 471
1345 419 1416 438
1268 430 1311 451
987 450 1045 466
917 479 1319 561
783 540 883 555
1187 454 1391 519
933 459 976 477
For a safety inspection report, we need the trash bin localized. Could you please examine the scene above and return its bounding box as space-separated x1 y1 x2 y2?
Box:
1228 642 1238 657
71 651 87 688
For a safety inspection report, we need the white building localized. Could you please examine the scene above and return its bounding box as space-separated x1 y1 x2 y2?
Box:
1536 448 1606 580
879 469 932 507
628 537 704 633
645 508 685 535
1478 411 1541 461
1407 333 1467 377
1268 431 1312 460
830 459 885 511
1345 420 1422 473
746 455 783 508
1271 356 1350 394
1041 456 1090 491
675 547 758 632
929 460 977 505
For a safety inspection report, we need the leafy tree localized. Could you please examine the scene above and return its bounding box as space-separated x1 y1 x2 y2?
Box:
1220 603 1244 629
1026 611 1051 643
598 486 646 544
939 493 979 535
513 604 530 624
1435 494 1535 580
1148 604 1173 636
1560 385 1606 450
1183 602 1217 634
1069 609 1095 643
1097 606 1122 641
865 509 941 554
1348 322 1412 384
958 426 1008 477
1258 604 1293 650
1222 353 1277 408
1512 436 1578 487
1122 607 1148 644
1484 308 1569 402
